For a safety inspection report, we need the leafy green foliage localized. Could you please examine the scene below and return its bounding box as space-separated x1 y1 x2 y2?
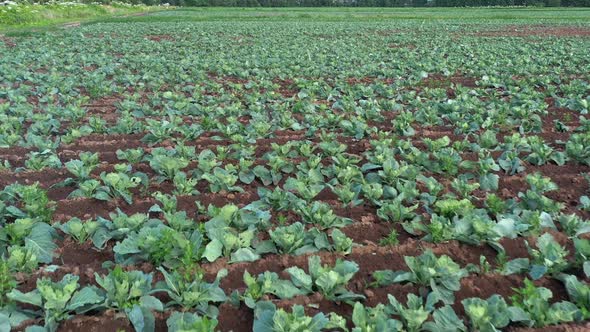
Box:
58 218 99 244
95 267 163 332
377 197 418 223
561 274 590 319
167 311 218 332
388 293 466 332
155 267 226 317
566 133 590 165
1 183 55 223
351 302 402 332
373 250 468 304
462 295 512 332
434 198 474 218
95 171 142 204
8 274 103 332
1 218 57 265
379 228 400 246
268 222 317 255
296 201 352 229
526 233 569 280
203 205 264 263
149 154 189 183
114 222 204 268
518 173 562 213
91 209 153 249
510 279 580 328
0 261 16 308
239 271 305 309
253 301 345 332
285 256 365 302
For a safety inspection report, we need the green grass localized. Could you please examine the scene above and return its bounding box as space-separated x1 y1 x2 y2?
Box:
0 4 158 33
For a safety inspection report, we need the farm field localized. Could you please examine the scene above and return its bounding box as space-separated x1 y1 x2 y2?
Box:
2 7 590 332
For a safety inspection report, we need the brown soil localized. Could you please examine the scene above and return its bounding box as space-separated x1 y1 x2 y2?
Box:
508 322 590 332
388 43 416 49
420 74 478 89
81 95 121 123
345 76 396 85
0 35 16 48
62 22 81 29
146 34 174 42
58 311 134 332
473 25 590 37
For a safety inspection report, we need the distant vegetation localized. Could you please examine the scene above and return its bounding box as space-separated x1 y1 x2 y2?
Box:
20 0 588 7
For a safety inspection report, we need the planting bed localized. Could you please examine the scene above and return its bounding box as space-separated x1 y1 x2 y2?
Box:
1 10 590 332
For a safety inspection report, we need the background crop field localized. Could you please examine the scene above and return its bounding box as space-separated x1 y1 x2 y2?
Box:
109 6 590 21
1 7 590 332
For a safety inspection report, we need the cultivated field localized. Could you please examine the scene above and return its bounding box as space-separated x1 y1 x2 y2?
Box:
1 7 590 332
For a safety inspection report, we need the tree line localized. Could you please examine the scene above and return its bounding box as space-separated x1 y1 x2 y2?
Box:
98 0 590 7
182 0 589 5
